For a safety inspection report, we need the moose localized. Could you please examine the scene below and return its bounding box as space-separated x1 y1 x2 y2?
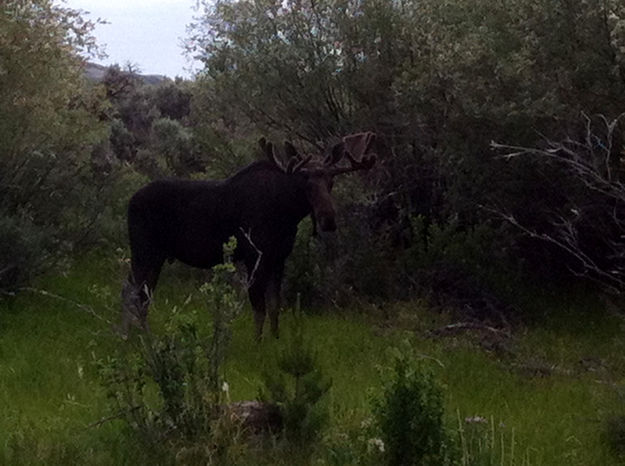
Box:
121 132 377 339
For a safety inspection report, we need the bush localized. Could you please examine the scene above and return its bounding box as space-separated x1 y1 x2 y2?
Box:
494 115 625 294
0 2 110 291
0 215 49 292
151 117 198 176
372 348 455 466
402 216 516 284
284 201 401 309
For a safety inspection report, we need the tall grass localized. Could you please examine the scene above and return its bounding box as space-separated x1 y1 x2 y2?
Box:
0 251 624 464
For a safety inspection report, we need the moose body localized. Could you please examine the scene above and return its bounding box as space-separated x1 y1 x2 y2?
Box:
122 132 376 339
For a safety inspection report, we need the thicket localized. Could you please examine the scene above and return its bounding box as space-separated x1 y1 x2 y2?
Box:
185 0 625 306
98 65 201 178
0 3 197 292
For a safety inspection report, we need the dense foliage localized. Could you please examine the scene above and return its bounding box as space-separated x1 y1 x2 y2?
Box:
186 0 625 298
0 0 108 290
4 0 625 299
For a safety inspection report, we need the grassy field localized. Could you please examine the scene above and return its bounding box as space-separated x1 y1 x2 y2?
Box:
1 252 624 465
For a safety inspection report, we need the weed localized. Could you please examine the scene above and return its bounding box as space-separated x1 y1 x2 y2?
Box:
457 413 533 466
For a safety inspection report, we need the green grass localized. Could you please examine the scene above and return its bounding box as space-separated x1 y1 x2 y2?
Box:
1 251 624 464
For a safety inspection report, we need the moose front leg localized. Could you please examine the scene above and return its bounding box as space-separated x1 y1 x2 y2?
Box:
267 284 280 338
248 279 267 341
267 264 285 338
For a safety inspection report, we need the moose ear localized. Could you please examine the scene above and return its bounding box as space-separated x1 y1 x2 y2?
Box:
271 143 281 163
259 137 276 162
343 131 376 159
284 141 298 160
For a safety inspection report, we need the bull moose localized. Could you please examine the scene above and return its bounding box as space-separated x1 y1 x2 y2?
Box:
121 132 377 339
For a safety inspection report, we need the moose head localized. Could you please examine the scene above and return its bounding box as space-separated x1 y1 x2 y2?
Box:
259 132 377 235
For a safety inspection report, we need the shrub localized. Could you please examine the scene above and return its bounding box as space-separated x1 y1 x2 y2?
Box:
372 348 455 466
151 117 199 176
284 202 401 309
494 115 625 294
0 2 110 292
0 215 48 292
399 216 523 323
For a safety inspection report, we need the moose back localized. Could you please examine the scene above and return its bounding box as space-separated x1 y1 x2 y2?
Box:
121 132 377 339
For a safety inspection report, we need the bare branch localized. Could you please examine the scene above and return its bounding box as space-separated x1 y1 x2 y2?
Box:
238 227 262 288
3 287 112 323
491 114 625 290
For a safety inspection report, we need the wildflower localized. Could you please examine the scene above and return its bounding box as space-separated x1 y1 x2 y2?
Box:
222 381 230 393
368 437 385 453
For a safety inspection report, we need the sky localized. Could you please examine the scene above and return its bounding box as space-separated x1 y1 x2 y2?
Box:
63 0 201 78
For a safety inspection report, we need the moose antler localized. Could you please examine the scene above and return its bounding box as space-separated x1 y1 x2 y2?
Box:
259 138 312 174
259 132 376 176
322 131 377 176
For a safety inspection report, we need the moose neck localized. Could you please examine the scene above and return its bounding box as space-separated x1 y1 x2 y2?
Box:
228 161 312 223
271 170 312 222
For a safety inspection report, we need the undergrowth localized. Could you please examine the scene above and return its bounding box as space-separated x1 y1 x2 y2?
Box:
95 238 246 463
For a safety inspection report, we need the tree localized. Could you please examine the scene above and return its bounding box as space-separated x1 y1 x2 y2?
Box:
0 0 108 290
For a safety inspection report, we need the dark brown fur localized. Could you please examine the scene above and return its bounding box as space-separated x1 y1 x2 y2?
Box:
121 133 376 339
